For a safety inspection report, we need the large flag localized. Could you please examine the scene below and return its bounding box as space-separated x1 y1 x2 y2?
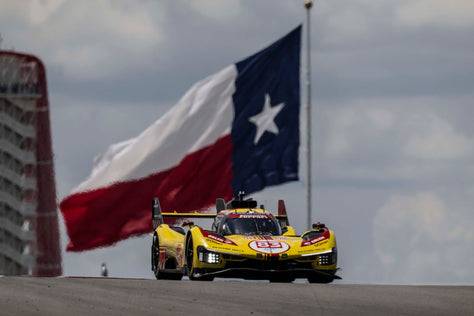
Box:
60 26 301 251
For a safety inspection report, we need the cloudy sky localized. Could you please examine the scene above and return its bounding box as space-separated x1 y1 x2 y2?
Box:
1 0 473 284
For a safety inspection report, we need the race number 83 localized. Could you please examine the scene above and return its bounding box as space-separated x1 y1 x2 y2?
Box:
248 240 290 254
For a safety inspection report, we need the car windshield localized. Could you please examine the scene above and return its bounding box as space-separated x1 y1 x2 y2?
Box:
224 217 281 236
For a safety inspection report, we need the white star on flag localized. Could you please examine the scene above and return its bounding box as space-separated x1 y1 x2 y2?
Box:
249 93 284 144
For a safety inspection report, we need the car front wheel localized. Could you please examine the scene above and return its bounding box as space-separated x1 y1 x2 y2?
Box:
186 236 213 281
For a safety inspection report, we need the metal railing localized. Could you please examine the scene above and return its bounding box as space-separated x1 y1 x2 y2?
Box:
0 166 37 190
0 112 35 138
0 191 36 217
0 242 34 267
0 139 36 164
0 217 35 241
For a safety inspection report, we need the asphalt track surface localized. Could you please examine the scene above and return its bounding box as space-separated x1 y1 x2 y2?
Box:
0 277 473 316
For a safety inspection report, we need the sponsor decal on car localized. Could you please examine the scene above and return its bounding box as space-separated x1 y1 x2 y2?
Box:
301 229 330 247
248 240 290 254
200 228 237 245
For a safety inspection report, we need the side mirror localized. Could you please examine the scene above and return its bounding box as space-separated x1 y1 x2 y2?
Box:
312 222 326 230
182 220 194 227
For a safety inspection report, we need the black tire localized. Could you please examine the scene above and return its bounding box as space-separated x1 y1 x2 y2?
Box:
185 236 197 280
186 235 214 281
152 234 183 280
307 271 334 284
151 235 159 274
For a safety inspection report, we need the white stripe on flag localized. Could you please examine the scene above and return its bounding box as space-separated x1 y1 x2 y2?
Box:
73 65 237 193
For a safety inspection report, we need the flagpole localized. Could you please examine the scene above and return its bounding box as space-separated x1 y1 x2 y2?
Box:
305 0 313 230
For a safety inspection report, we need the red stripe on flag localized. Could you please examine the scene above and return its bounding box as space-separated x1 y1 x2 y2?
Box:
60 136 234 251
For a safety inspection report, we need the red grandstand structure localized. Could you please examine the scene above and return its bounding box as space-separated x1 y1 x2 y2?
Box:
0 50 61 276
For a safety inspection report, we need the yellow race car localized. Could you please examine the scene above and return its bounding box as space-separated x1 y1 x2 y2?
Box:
151 192 340 283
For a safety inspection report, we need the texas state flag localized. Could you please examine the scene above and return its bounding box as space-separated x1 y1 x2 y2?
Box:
60 25 301 251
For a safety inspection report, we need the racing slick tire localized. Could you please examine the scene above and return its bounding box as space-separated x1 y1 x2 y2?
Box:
152 234 183 280
185 235 214 281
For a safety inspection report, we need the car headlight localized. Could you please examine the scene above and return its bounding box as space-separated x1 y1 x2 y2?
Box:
197 246 220 264
317 247 337 266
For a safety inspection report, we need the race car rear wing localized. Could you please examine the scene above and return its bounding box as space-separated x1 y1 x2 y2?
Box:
278 199 290 227
152 198 217 229
152 197 289 230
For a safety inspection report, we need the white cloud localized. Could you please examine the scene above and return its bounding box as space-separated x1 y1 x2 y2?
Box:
397 0 474 27
189 0 244 23
0 0 66 25
367 108 394 130
403 113 470 160
324 108 359 158
373 192 474 284
1 0 164 80
30 0 161 42
50 1 163 79
319 99 472 182
53 45 112 80
29 0 66 25
323 106 395 159
324 5 372 42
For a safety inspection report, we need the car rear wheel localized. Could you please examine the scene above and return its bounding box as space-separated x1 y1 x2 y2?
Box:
151 235 159 273
152 234 182 280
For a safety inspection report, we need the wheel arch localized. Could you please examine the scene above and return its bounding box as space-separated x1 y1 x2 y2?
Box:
184 226 203 270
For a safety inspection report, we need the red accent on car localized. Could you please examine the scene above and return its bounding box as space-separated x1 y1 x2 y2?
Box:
200 227 237 245
301 228 330 247
266 253 280 261
159 246 167 269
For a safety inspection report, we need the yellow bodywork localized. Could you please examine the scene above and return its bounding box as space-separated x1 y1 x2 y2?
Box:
153 208 338 281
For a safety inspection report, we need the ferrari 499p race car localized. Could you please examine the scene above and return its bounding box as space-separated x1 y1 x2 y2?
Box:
151 192 340 283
